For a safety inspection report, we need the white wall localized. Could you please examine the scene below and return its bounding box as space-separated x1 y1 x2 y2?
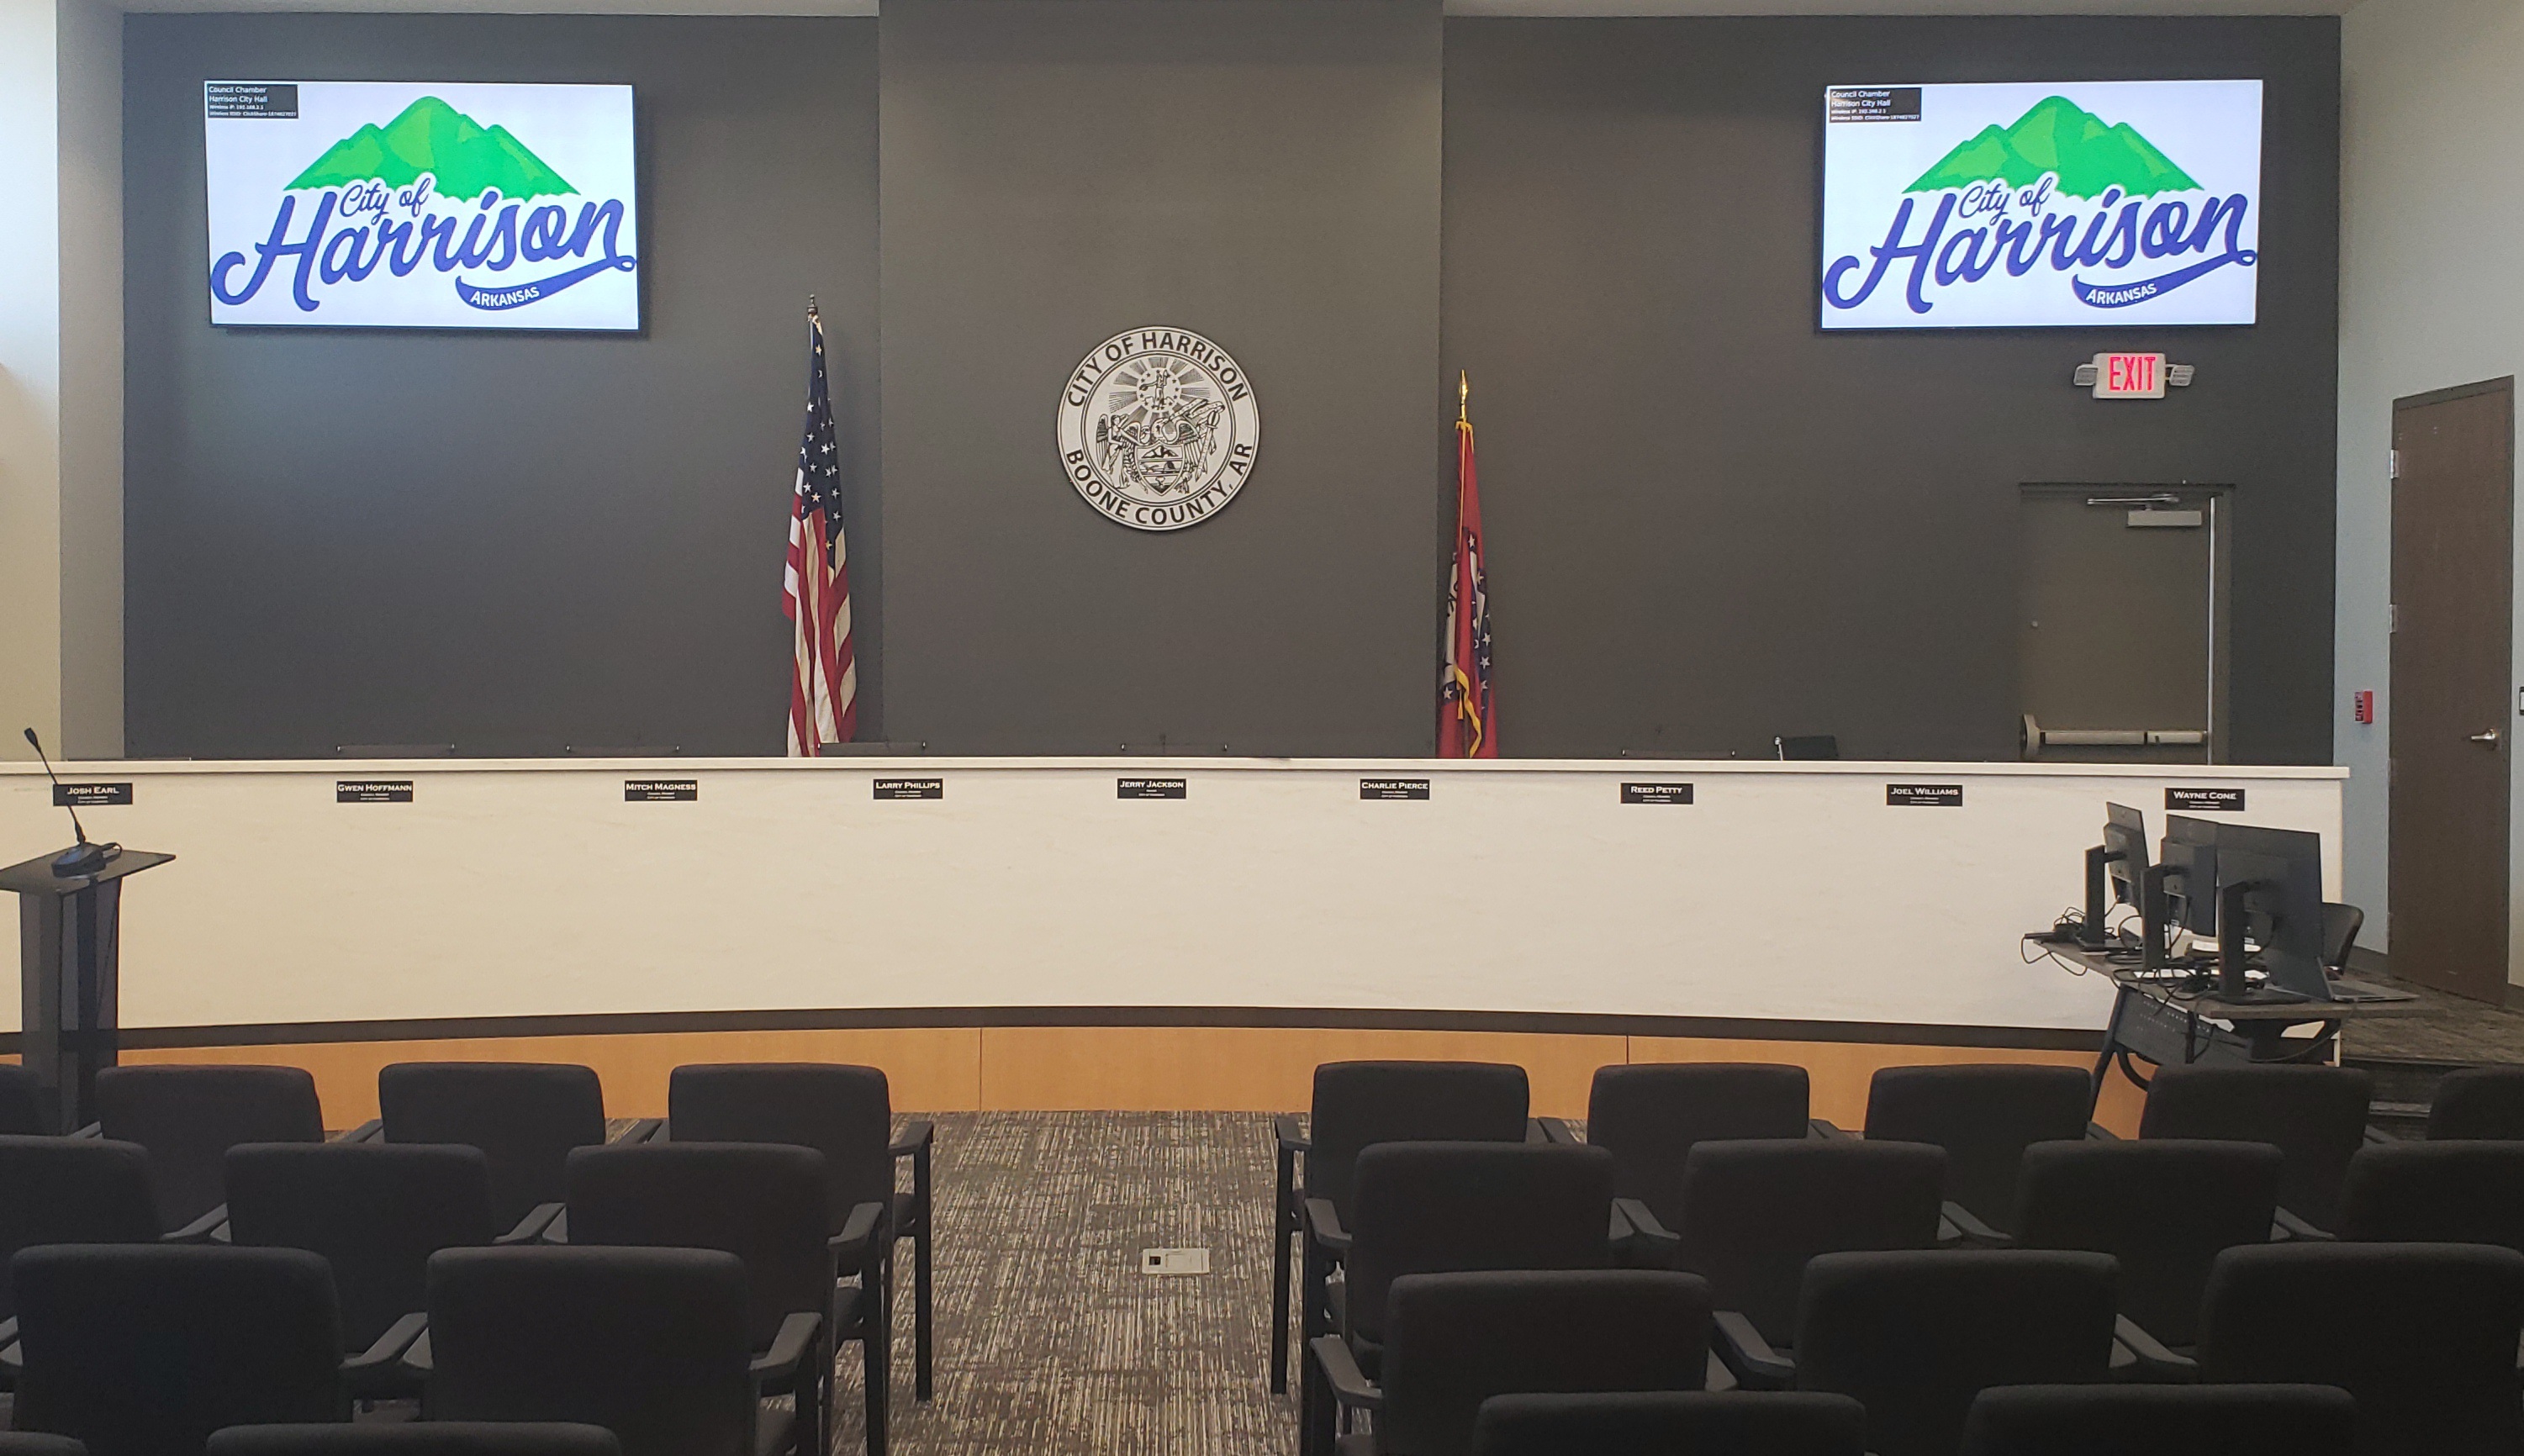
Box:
0 0 121 766
0 757 2342 1035
2335 0 2524 968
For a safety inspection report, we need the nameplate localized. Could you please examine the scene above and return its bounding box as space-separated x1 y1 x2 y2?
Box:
2166 787 2245 812
1360 778 1431 801
625 779 698 803
875 778 944 800
1119 778 1187 799
1887 783 1963 807
54 783 133 807
1620 782 1694 805
337 779 414 804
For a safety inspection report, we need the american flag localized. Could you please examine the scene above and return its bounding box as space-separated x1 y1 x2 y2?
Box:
784 309 857 754
1440 377 1497 757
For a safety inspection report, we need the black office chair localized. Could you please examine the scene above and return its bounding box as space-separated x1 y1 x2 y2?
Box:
2013 1138 2279 1369
0 1437 85 1456
225 1142 512 1399
1582 1063 1810 1256
0 1138 164 1320
666 1063 932 1402
1307 1142 1617 1456
1793 1250 2119 1456
1469 1390 1867 1456
1960 1384 2358 1456
210 1424 620 1456
2321 904 2364 976
378 1063 615 1232
1861 1064 2094 1242
2428 1066 2524 1140
422 1246 784 1456
2198 1242 2524 1456
2338 1141 2524 1252
1312 1269 1711 1456
1644 1139 1945 1388
1274 1061 1530 1394
94 1065 325 1236
0 1065 50 1135
8 1245 348 1456
2138 1063 2374 1235
565 1143 849 1456
1775 736 1840 761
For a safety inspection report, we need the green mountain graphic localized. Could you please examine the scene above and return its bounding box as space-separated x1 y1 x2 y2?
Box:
286 95 576 201
1906 94 2199 199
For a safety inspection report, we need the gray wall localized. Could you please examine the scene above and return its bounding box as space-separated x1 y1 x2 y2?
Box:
123 14 879 758
877 0 1446 755
1444 17 2341 762
122 10 2340 763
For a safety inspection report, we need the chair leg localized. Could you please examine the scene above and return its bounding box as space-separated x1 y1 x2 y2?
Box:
863 1248 891 1456
911 1141 933 1403
1270 1142 1294 1394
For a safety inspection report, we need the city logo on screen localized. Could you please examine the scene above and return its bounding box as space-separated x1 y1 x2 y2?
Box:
1819 82 2263 329
203 82 639 330
1056 327 1261 532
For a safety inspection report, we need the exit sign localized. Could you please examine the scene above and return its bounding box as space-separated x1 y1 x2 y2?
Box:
2092 352 2167 399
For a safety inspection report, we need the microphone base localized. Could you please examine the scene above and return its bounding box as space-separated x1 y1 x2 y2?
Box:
50 843 114 879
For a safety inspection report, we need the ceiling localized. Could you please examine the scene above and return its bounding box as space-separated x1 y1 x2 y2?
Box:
118 0 2358 17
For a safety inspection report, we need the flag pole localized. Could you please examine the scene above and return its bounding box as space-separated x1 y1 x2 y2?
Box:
1459 370 1468 423
806 294 819 323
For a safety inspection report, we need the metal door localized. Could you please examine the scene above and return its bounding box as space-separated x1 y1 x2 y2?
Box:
2016 485 2230 764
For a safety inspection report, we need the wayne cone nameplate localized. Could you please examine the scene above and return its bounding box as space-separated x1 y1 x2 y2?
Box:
1057 325 1259 532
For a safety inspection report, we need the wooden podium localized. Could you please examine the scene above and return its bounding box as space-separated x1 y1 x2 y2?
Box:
1 848 172 1132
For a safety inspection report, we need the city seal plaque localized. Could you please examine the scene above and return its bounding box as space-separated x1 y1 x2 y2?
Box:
1057 326 1259 532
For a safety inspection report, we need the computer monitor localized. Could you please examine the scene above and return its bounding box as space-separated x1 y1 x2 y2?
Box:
2102 804 2148 908
2159 814 2222 937
2211 822 2330 1003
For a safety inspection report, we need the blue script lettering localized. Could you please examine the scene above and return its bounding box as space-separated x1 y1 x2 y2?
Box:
214 183 635 314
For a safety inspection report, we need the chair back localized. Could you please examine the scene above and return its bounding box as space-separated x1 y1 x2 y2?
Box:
1863 1064 2091 1235
2321 903 2364 973
2199 1242 2524 1456
1793 1249 2118 1456
93 1066 324 1229
209 1424 620 1456
1376 1269 1711 1456
0 1435 88 1456
2014 1138 2279 1346
11 1244 343 1456
666 1063 894 1231
0 1064 48 1135
1470 1390 1865 1456
2138 1064 2373 1230
2340 1141 2524 1251
1776 736 1840 761
1344 1142 1615 1345
379 1063 606 1227
1305 1062 1529 1222
225 1142 499 1351
1584 1064 1809 1231
424 1247 758 1456
2429 1067 2524 1141
1672 1139 1946 1344
0 1137 161 1321
566 1142 831 1350
1960 1383 2358 1456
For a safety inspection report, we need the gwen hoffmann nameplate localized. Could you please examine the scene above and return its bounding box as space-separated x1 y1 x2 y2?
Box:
1057 326 1259 532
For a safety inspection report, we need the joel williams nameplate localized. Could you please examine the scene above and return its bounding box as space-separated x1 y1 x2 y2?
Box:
1886 783 1963 807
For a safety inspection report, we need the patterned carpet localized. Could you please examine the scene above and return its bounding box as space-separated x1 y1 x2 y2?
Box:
841 1113 1291 1456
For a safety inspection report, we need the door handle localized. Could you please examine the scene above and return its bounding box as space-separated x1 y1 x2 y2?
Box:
2472 730 2502 746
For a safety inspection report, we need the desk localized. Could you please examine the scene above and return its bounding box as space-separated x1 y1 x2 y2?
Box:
2032 941 2419 1095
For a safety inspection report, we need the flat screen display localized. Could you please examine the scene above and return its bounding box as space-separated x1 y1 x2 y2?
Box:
205 81 640 330
1819 80 2263 330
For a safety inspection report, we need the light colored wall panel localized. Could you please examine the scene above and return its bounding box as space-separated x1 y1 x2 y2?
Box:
121 1026 983 1124
976 1026 1625 1117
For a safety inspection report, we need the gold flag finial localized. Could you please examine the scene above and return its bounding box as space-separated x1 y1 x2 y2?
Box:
1458 371 1469 423
806 294 820 321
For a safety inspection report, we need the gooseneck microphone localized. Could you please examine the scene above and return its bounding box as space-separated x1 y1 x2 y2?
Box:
23 728 115 878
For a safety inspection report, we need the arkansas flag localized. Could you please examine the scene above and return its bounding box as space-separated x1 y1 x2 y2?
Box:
1439 382 1497 757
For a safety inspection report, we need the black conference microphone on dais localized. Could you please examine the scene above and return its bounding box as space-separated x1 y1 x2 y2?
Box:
21 728 118 878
